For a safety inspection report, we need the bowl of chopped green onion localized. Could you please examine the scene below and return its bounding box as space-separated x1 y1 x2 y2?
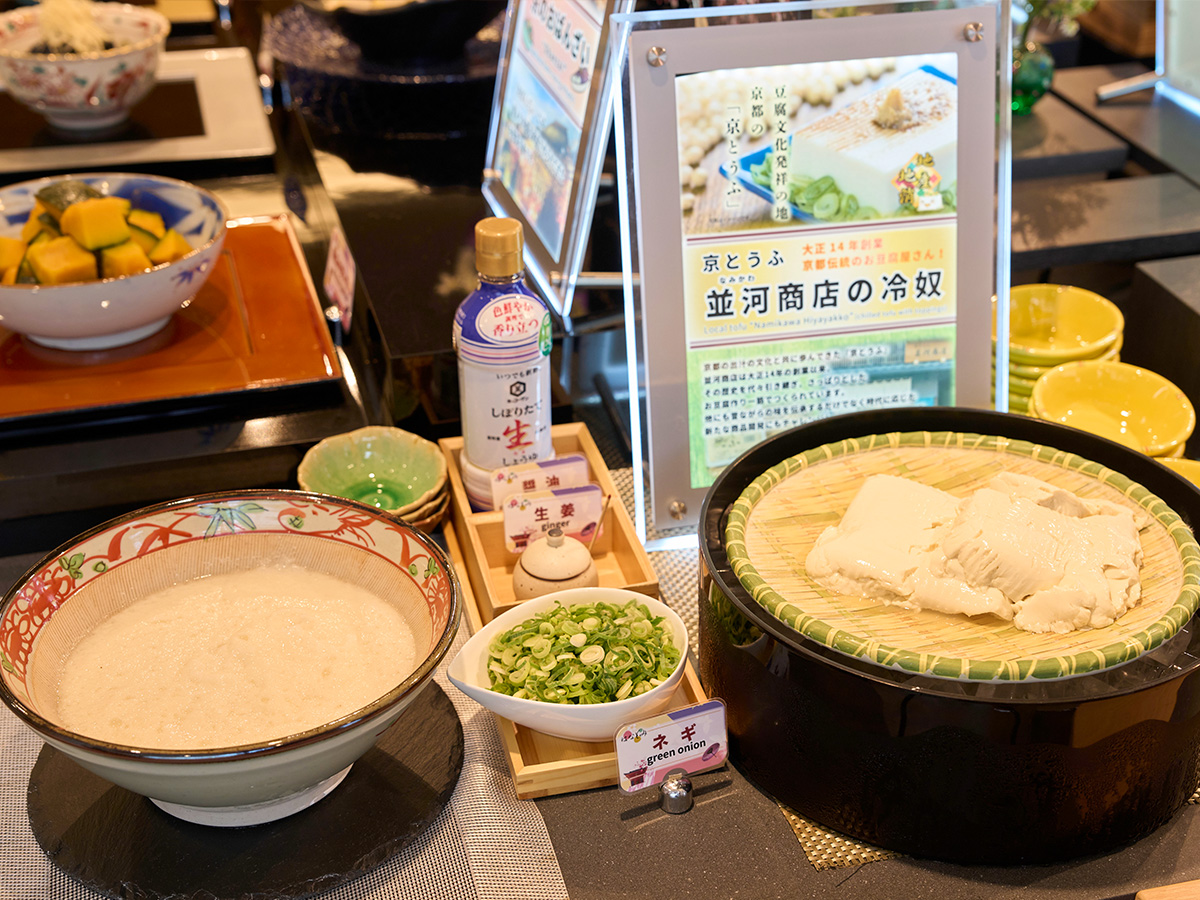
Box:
446 588 688 742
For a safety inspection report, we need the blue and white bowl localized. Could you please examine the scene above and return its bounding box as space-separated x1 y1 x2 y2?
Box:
0 172 227 350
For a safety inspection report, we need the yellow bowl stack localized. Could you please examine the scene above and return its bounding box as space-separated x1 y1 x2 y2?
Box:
1029 360 1195 459
993 284 1124 415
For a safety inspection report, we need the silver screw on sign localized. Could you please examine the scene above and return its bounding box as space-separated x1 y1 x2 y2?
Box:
647 46 667 67
668 500 687 520
963 22 984 41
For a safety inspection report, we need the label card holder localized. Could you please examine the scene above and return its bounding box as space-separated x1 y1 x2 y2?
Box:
501 483 605 552
491 453 591 508
616 699 728 794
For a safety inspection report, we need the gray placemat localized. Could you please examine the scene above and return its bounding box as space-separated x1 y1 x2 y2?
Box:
0 624 569 900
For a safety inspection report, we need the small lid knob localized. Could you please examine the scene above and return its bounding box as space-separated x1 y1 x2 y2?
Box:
519 527 593 580
475 217 523 279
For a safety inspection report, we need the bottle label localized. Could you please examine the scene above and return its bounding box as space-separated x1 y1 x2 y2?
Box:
457 293 550 366
459 355 552 470
455 285 554 474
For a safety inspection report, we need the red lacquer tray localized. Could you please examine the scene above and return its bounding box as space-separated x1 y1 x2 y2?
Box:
0 215 341 431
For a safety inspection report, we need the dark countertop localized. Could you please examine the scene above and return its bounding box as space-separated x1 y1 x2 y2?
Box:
1011 172 1200 271
1125 254 1200 415
1054 64 1200 188
540 777 1200 900
1012 93 1129 181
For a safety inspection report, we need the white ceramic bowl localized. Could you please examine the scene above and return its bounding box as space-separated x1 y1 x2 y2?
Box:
0 3 169 130
447 587 688 743
0 490 461 827
0 172 227 350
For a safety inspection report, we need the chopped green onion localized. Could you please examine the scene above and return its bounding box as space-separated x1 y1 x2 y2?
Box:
579 645 605 666
486 598 682 705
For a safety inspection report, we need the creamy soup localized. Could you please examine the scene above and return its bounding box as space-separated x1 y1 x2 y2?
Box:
57 565 419 749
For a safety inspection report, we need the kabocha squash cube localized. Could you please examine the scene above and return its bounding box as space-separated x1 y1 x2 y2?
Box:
18 230 54 283
19 200 51 242
0 236 24 273
148 229 192 264
34 179 101 220
128 223 159 255
60 197 131 251
1 266 16 285
127 208 165 239
100 241 153 279
27 235 98 285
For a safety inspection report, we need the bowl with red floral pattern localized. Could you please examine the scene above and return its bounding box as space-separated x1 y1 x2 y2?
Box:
0 489 461 827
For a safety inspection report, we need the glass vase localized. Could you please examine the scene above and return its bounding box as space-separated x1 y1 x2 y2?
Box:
1012 40 1055 115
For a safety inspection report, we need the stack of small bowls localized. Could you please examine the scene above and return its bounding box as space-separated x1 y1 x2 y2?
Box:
993 284 1124 415
298 426 449 532
1029 360 1195 459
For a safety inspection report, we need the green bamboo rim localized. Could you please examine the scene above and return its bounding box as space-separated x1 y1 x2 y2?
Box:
725 430 1200 682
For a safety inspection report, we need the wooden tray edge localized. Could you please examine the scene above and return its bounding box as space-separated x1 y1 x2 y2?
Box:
438 422 660 622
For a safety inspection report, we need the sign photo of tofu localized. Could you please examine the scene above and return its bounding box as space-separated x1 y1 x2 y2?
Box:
711 56 958 232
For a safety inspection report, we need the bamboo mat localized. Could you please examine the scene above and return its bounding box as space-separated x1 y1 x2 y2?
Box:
728 431 1200 682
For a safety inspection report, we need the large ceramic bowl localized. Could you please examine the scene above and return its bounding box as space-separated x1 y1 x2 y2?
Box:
0 172 227 350
297 426 449 518
1031 360 1196 457
0 490 460 827
997 284 1124 367
0 3 169 130
447 587 688 743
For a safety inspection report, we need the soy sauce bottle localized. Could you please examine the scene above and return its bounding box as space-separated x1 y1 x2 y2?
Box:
453 218 553 483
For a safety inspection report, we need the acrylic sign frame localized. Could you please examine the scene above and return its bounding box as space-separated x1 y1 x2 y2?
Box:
611 0 1009 540
482 0 634 322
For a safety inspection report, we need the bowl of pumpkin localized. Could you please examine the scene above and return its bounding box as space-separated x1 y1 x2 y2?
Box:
0 173 227 350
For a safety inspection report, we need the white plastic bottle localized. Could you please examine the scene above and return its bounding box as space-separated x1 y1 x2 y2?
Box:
453 218 553 507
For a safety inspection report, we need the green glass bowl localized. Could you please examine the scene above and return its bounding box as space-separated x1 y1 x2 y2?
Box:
298 426 448 516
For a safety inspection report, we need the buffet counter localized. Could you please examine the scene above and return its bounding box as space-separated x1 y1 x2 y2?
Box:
9 22 1200 900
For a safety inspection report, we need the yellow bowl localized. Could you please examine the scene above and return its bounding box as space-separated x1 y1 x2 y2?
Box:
994 285 1123 367
1008 373 1037 397
1160 456 1200 486
990 364 1039 397
989 390 1031 414
1030 360 1196 457
1000 334 1123 381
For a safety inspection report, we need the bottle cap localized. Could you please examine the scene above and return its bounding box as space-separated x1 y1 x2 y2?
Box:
475 217 524 278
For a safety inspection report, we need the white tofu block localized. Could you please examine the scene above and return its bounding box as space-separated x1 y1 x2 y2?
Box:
788 69 957 214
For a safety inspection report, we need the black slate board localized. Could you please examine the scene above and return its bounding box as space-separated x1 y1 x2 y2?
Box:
0 80 206 150
27 681 464 900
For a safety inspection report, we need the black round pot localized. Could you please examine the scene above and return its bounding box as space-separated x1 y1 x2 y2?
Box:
698 407 1200 865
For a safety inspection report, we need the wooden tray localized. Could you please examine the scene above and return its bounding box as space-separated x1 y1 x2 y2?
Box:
439 423 658 623
444 519 707 799
0 214 340 433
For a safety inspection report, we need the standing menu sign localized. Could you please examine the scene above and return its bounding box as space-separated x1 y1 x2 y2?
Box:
1163 0 1200 107
483 0 632 319
612 1 1006 535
